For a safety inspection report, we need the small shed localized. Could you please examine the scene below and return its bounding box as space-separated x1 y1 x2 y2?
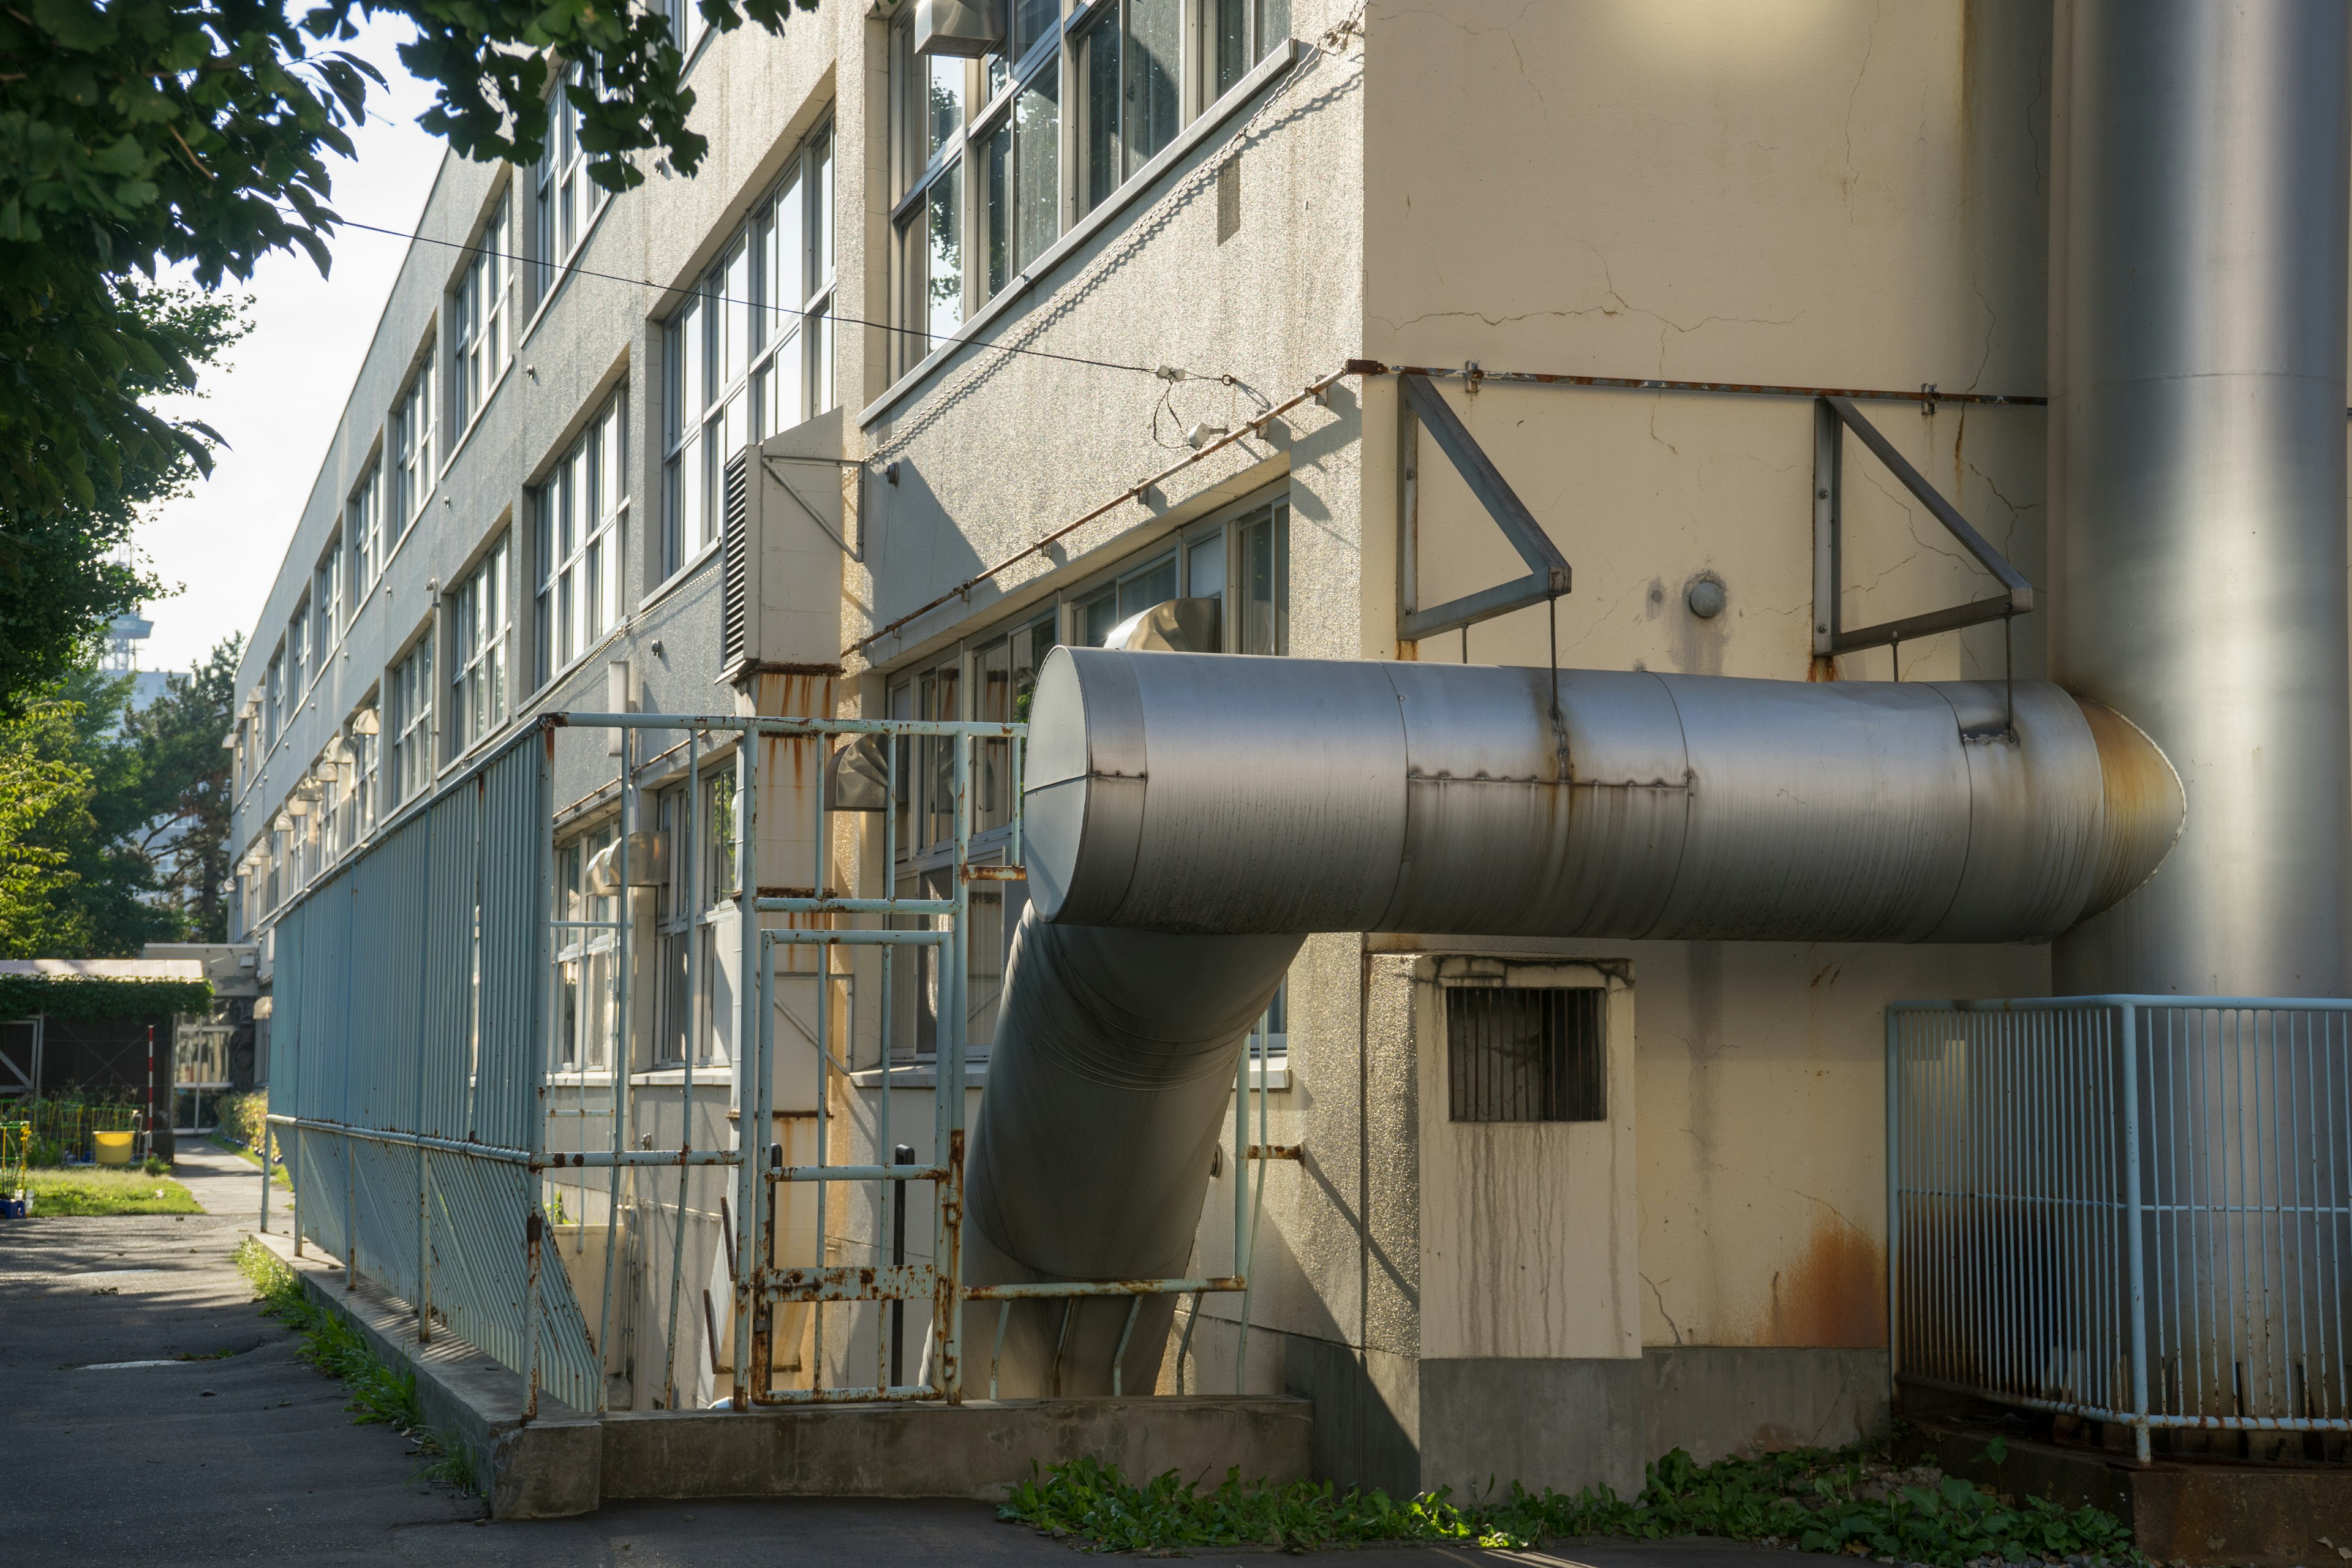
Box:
0 959 216 1162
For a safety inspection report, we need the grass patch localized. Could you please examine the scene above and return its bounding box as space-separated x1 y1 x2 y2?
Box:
208 1133 292 1188
999 1443 2144 1564
20 1166 202 1216
233 1238 480 1494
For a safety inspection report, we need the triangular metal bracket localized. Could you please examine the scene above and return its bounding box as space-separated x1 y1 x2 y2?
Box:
1396 372 1572 644
1812 396 2032 657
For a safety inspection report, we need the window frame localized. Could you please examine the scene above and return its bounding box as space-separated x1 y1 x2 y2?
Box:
447 533 513 761
534 66 611 297
552 821 622 1076
535 391 628 689
347 458 382 622
391 356 435 541
886 0 1292 366
313 536 342 669
662 125 837 578
387 628 435 808
451 190 514 439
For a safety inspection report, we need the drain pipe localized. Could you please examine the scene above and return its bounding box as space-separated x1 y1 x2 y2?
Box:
2049 0 2352 995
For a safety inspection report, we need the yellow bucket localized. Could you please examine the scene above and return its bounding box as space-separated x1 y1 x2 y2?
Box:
94 1131 135 1167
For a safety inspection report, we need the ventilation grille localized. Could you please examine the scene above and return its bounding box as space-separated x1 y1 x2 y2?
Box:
720 450 751 667
1446 986 1606 1123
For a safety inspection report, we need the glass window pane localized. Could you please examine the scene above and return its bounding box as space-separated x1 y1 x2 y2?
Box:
771 325 803 432
720 243 750 390
986 124 1011 297
1118 553 1177 620
1240 502 1289 655
1082 12 1118 215
1079 587 1118 646
813 135 835 285
1186 532 1226 603
1014 62 1059 268
1011 0 1055 60
926 160 963 343
773 170 805 313
929 54 963 163
679 293 704 423
812 301 834 414
1216 0 1249 96
1126 0 1182 173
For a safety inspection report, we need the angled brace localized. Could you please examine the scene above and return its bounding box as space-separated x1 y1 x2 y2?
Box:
1396 373 1572 643
1812 396 2032 657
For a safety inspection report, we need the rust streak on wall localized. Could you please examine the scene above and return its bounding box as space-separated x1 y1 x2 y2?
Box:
1756 1221 1888 1349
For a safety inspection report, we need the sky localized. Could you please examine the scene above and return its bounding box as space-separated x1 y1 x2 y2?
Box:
134 17 449 676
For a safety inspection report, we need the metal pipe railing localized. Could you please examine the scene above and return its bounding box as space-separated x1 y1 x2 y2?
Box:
1890 996 2352 1463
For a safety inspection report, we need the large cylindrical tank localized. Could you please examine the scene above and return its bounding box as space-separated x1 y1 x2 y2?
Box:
2049 0 2352 996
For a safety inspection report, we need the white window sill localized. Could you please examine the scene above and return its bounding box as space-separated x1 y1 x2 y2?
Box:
633 1066 732 1086
859 39 1305 429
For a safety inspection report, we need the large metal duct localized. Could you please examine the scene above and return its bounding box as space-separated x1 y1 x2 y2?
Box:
2049 0 2352 995
965 649 2183 1395
1023 651 2181 943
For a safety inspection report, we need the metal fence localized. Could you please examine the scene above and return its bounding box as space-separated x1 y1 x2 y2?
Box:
1889 997 2352 1460
261 707 1261 1417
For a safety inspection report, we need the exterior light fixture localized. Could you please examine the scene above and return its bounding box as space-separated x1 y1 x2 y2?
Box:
350 708 380 736
1185 422 1231 450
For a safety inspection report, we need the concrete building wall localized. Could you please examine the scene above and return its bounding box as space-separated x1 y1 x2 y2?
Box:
235 0 2098 1491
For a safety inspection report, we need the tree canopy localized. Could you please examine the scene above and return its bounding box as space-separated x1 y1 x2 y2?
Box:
0 636 239 957
2 0 815 715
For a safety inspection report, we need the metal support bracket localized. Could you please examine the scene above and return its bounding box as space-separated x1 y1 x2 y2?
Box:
1396 372 1572 644
1812 396 2032 657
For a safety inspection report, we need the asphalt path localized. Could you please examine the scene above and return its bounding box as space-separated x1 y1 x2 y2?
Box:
0 1143 1806 1568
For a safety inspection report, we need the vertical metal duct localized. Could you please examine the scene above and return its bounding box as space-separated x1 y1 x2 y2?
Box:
2049 0 2352 995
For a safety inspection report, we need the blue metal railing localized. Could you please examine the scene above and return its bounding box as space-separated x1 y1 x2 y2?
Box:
1890 997 2352 1461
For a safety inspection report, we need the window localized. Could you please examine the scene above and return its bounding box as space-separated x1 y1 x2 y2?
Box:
534 67 609 292
265 648 284 751
342 706 379 846
314 537 341 660
452 193 513 434
895 35 968 371
388 635 434 804
448 535 511 756
1446 987 1605 1123
347 461 382 616
391 361 435 532
1213 0 1289 97
652 780 729 1067
1234 499 1288 654
888 0 1284 365
554 825 620 1072
663 130 835 576
1077 0 1180 219
287 597 309 699
664 0 710 70
535 393 627 685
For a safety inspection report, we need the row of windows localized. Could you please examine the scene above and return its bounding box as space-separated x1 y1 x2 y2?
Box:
891 0 1290 374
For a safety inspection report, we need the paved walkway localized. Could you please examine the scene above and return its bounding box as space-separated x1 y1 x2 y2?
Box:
1 1144 1804 1568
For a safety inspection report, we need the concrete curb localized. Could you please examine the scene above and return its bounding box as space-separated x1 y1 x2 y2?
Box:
250 1230 1312 1521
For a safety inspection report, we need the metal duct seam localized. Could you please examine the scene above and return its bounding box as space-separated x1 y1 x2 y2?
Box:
1025 649 2182 945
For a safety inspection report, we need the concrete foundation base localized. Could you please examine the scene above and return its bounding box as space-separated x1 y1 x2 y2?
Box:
255 1231 1311 1520
1904 1415 2352 1567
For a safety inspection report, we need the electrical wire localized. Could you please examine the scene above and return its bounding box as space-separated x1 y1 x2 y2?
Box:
300 209 1189 382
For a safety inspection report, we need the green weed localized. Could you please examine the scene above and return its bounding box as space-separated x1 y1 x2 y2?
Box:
234 1238 480 1496
998 1443 2146 1564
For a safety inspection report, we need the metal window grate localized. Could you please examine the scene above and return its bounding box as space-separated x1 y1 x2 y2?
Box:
1446 986 1605 1123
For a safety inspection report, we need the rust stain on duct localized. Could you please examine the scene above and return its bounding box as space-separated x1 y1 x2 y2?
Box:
1754 1221 1887 1348
2075 696 2187 914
